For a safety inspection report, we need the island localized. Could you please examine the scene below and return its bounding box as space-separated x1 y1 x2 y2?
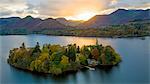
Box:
7 40 121 75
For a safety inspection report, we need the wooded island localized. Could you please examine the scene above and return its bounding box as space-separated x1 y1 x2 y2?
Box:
7 41 121 75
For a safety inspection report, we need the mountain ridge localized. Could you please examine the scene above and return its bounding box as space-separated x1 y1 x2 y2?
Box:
0 9 149 30
79 9 150 28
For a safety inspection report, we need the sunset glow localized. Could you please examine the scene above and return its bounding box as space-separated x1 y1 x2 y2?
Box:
0 0 150 20
66 11 97 21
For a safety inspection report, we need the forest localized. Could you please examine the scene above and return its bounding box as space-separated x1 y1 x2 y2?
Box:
8 41 121 75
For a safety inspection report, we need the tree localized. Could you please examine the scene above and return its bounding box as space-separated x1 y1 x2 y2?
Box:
76 54 87 65
49 45 62 53
60 55 69 71
49 65 62 75
30 61 35 71
35 42 41 52
100 52 107 65
104 46 115 64
91 48 99 60
96 38 98 45
61 55 69 65
8 42 122 75
32 42 41 57
41 59 51 72
50 51 63 65
21 42 26 49
96 44 103 55
81 46 91 58
67 44 76 62
42 44 49 53
102 45 121 65
33 60 42 72
77 46 80 53
38 52 49 62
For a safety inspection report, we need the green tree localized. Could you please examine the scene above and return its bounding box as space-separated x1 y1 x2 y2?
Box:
76 53 87 65
67 44 76 62
81 46 91 58
77 46 80 53
35 42 41 52
32 42 41 57
21 42 26 49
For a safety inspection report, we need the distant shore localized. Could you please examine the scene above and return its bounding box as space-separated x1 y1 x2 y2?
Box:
1 33 149 38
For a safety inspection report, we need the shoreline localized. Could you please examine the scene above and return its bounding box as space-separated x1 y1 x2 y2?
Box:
8 60 119 76
0 34 149 38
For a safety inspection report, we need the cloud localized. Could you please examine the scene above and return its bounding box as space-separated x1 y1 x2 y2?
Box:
0 0 150 19
0 0 27 17
110 0 118 6
0 0 40 18
29 0 116 18
0 10 12 16
109 0 150 9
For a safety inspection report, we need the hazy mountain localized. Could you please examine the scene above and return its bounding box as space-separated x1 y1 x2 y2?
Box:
56 18 84 27
80 9 150 28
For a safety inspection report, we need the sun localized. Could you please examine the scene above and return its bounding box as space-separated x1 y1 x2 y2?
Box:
66 11 96 21
75 11 96 20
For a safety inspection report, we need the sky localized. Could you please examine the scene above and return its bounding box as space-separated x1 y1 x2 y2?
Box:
0 0 150 20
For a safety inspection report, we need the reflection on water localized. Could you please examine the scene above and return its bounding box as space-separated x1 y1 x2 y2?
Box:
0 35 149 84
66 37 112 47
63 37 96 47
1 35 112 48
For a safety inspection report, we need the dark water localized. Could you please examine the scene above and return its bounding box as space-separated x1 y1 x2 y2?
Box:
0 35 149 84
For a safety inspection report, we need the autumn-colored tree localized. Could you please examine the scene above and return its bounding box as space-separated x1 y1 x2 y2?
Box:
8 42 121 75
61 55 69 65
100 53 107 65
49 45 62 53
91 48 99 60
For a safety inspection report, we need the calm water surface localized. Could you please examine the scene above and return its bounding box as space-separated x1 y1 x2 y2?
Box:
0 35 149 84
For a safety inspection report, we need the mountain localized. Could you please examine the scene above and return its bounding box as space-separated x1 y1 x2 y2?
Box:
0 16 68 31
0 9 150 34
80 9 150 28
11 16 42 30
0 17 21 27
56 18 84 27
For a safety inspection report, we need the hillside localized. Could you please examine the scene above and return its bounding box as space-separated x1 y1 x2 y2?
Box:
80 9 150 28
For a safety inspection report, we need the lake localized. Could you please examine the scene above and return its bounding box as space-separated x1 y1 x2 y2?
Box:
0 35 149 84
